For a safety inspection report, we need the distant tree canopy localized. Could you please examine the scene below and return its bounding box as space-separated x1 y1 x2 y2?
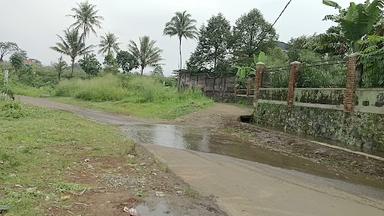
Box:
151 65 164 77
79 54 101 77
0 42 20 62
187 13 232 77
187 9 280 77
10 52 26 73
232 9 277 66
116 51 139 73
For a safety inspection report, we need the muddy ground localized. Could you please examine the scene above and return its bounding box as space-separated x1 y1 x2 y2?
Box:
177 104 384 189
46 144 227 216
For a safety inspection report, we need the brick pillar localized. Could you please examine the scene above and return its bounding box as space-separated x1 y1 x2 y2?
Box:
254 62 265 107
344 54 358 113
287 61 301 109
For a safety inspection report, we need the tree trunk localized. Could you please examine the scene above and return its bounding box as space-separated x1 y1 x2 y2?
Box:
58 71 61 81
179 37 183 70
140 66 144 76
71 59 75 78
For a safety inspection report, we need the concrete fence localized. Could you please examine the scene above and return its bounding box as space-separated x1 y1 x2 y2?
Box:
178 56 384 153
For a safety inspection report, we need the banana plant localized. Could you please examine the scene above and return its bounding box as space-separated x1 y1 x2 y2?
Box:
323 0 384 52
235 52 267 88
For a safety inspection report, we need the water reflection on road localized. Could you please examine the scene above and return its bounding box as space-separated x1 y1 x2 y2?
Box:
122 123 341 179
121 122 384 191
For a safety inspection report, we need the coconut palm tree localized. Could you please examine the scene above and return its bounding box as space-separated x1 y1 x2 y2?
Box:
99 33 120 56
51 29 93 78
69 1 103 40
164 11 198 70
128 36 162 76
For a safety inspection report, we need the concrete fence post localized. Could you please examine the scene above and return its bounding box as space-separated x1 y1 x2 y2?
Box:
287 61 301 110
254 62 266 107
344 54 358 113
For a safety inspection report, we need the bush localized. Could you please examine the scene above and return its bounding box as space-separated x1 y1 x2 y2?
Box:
123 76 178 103
55 74 127 101
0 101 28 119
55 74 209 104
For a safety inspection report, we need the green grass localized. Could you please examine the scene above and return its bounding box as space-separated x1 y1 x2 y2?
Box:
0 100 134 215
53 74 213 120
10 82 53 97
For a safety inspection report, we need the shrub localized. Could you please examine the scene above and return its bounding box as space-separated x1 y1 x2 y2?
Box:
55 74 211 107
0 101 28 119
55 74 127 101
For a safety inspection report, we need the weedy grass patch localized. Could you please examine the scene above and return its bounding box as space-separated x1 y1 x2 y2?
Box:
53 74 213 120
0 100 134 215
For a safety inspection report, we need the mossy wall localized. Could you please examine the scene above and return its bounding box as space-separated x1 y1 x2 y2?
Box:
254 103 384 154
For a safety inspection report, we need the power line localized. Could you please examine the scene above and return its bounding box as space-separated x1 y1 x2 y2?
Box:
254 0 294 51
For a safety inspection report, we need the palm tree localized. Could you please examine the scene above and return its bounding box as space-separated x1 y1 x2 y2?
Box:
51 29 93 78
69 1 103 40
128 36 162 76
99 33 120 56
164 11 198 70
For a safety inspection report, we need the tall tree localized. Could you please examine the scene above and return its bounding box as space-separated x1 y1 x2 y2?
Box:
53 56 67 81
99 33 120 56
0 42 19 62
128 36 162 75
187 14 232 76
51 29 93 78
232 9 277 65
163 11 198 70
69 1 103 40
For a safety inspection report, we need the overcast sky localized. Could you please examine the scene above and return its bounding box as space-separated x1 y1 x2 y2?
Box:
0 0 363 76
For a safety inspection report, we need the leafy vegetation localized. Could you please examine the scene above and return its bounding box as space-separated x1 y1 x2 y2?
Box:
0 42 20 62
188 13 232 78
54 74 212 119
232 9 277 66
78 54 102 77
0 100 134 215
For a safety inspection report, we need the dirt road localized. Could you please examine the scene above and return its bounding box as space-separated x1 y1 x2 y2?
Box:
19 96 384 216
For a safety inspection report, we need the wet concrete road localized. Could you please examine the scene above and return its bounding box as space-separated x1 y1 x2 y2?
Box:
19 96 384 216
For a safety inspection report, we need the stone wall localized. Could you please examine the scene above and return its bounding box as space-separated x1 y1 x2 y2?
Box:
252 56 384 154
254 103 384 154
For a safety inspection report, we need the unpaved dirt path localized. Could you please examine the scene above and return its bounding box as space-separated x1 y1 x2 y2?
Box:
175 103 252 128
19 96 384 216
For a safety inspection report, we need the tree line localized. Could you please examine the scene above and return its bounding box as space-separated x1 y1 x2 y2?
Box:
187 0 384 88
1 0 383 88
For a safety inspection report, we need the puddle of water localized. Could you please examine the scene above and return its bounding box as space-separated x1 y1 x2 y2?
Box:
122 124 336 177
122 123 384 189
122 124 384 191
136 201 172 216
